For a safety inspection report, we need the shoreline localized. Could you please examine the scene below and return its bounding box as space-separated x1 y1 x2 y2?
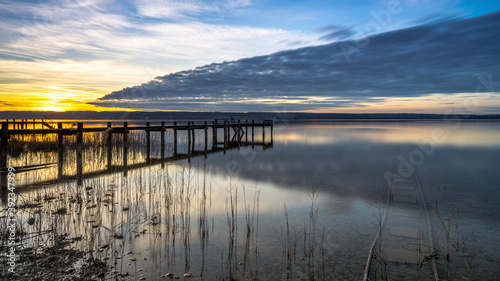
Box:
1 111 500 121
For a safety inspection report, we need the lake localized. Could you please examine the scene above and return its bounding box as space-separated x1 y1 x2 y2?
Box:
2 120 500 280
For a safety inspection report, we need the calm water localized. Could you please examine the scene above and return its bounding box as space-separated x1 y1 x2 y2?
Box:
3 120 500 280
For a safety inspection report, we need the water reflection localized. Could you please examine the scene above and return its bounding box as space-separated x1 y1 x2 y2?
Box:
276 121 500 147
1 121 500 280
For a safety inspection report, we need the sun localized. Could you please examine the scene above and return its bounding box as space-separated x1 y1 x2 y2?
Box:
38 105 66 112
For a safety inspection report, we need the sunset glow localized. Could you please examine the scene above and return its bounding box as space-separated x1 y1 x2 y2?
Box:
1 1 499 113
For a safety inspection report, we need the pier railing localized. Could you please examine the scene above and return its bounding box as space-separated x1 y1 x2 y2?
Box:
0 119 273 191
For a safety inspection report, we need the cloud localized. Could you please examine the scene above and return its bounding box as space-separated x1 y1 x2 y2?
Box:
134 0 252 19
0 0 325 111
410 12 465 26
93 12 500 112
0 101 14 106
316 25 355 41
134 0 216 19
91 96 370 112
0 0 322 68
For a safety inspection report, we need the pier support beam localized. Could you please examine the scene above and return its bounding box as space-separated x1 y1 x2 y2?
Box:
270 120 274 144
1 122 8 197
146 122 151 163
123 122 128 176
191 122 195 152
107 122 112 170
161 121 165 167
237 120 241 149
188 122 192 160
76 123 83 186
245 120 248 144
173 122 178 155
262 121 265 145
204 121 208 157
57 122 63 179
224 120 228 153
252 120 255 149
32 119 35 140
212 121 217 150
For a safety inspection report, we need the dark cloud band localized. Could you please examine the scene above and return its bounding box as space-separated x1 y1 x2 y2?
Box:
92 12 500 111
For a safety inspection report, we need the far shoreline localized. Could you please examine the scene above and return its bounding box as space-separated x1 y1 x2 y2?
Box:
1 111 500 121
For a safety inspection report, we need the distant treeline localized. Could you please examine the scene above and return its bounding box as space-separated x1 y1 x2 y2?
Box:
1 111 500 121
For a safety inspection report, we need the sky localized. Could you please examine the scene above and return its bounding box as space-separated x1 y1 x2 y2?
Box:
1 0 500 113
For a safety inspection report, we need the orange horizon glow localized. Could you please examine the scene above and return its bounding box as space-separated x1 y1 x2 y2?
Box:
0 57 174 112
0 92 132 112
2 83 500 113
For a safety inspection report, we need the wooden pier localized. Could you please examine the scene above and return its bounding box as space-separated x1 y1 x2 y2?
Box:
0 119 273 191
2 118 57 129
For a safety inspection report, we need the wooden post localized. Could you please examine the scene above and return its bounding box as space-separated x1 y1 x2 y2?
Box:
173 122 178 155
204 121 208 147
0 122 7 149
160 121 165 167
76 123 83 186
13 119 16 130
245 120 248 144
146 122 150 163
187 122 192 159
107 122 112 170
191 122 195 152
237 120 241 149
204 121 208 157
262 121 265 144
21 119 24 141
31 119 35 142
1 122 8 194
224 120 228 153
252 120 255 149
123 122 128 173
212 121 217 149
270 120 274 144
57 122 63 179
